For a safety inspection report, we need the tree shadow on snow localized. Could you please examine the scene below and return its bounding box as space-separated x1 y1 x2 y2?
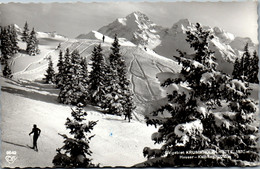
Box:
5 79 59 95
104 117 131 123
1 86 58 104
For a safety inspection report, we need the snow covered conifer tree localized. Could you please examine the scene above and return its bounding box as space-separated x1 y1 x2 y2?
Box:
2 60 12 78
9 25 19 54
232 58 241 80
110 35 135 119
26 28 40 56
0 25 19 64
186 23 216 69
56 50 64 88
122 86 135 122
0 27 13 64
52 103 97 167
58 50 88 105
88 44 107 105
99 64 124 115
232 44 258 83
109 34 129 84
21 21 30 42
44 56 55 84
242 43 251 81
98 35 124 115
141 23 259 167
79 56 89 86
248 50 259 83
109 34 121 71
101 36 135 117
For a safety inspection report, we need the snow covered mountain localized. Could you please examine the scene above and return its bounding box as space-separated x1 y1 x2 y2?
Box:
77 12 257 74
77 11 163 49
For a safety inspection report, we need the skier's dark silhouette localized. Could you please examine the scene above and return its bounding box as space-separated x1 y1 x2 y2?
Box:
102 35 105 43
124 112 131 122
29 124 41 151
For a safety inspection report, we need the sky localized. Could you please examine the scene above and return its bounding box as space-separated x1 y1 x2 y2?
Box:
0 1 258 43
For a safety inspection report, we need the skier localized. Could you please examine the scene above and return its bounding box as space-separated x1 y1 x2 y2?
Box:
56 43 61 50
102 35 105 43
124 111 131 122
29 124 41 151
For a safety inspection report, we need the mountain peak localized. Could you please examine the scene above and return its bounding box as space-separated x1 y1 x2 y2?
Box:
125 11 151 23
127 11 148 18
171 18 191 30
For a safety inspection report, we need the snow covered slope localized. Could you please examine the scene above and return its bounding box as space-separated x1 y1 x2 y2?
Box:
8 27 181 116
1 24 179 167
0 77 159 167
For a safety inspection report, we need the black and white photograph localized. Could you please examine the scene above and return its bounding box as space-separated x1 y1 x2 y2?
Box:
0 0 259 168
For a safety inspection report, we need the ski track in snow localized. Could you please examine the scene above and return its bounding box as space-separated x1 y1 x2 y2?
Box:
10 53 23 67
60 39 72 50
156 62 175 73
133 54 156 100
128 53 143 104
78 41 98 55
70 41 86 52
12 39 92 76
12 53 51 76
154 62 163 72
12 38 69 76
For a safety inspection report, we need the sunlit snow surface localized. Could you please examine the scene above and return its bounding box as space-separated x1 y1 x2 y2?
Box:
2 22 259 167
1 30 179 168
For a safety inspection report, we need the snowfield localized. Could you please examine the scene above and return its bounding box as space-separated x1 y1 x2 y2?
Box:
0 77 160 167
10 31 181 114
1 28 173 168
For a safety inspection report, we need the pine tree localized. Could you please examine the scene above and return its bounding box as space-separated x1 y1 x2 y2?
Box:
111 36 135 121
141 23 259 167
99 64 124 115
9 25 19 54
123 85 135 122
232 44 258 83
56 50 64 88
240 54 245 80
242 43 251 81
80 56 88 83
2 60 12 78
248 50 259 83
109 34 121 71
26 28 40 56
232 58 241 80
102 35 135 118
88 44 107 105
0 25 19 64
21 21 30 42
58 50 88 105
0 27 13 64
186 23 216 70
52 103 97 167
44 56 55 84
99 35 124 115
